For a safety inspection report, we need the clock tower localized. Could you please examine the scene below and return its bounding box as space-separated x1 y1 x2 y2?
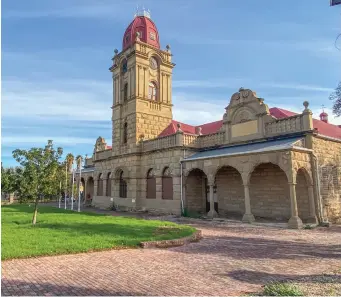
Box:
110 9 175 155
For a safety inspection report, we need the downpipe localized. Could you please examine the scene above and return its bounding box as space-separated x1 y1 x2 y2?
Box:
180 149 186 216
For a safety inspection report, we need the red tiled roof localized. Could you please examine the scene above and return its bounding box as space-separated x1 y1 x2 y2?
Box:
106 145 112 150
159 107 341 139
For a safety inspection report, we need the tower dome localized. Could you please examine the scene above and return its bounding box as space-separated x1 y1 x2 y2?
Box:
320 111 328 123
122 9 160 51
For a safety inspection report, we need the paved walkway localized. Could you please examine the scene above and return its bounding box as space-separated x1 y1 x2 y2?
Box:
2 212 341 296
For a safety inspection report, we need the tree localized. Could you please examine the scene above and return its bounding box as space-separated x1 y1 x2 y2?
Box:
65 153 75 196
12 140 63 225
330 81 341 117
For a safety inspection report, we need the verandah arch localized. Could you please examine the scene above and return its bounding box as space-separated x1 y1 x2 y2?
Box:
296 167 317 223
97 173 104 196
106 172 112 197
249 163 290 221
185 168 207 215
86 176 94 202
215 165 244 217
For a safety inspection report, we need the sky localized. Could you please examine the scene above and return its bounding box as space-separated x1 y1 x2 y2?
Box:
2 0 341 167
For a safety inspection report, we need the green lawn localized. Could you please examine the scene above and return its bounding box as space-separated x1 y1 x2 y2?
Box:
1 205 195 260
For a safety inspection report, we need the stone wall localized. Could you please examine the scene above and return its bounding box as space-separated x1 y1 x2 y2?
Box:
249 163 291 220
312 136 341 222
215 166 244 216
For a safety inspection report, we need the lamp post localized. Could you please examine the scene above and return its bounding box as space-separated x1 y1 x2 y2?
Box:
71 160 75 211
77 156 83 213
64 162 67 210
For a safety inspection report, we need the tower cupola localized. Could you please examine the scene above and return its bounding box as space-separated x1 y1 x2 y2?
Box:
122 8 160 51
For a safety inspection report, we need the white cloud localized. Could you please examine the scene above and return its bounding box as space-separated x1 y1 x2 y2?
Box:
2 0 134 20
261 83 334 93
2 136 95 146
2 79 112 121
173 79 243 89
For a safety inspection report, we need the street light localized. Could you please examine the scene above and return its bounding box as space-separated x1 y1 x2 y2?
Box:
77 156 83 213
64 162 67 210
71 160 75 211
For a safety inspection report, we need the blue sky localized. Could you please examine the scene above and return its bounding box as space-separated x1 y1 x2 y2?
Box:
2 0 341 166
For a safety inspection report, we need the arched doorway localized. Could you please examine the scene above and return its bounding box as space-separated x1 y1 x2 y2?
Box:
86 177 94 204
185 169 207 215
80 177 85 202
250 163 290 221
215 166 244 218
296 168 316 223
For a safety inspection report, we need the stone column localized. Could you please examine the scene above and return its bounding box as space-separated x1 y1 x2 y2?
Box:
94 180 98 197
288 182 303 229
306 185 318 224
103 178 107 196
207 183 218 219
242 183 255 223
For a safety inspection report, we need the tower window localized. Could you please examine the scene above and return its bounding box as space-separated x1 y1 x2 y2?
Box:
123 83 128 101
123 122 128 144
148 82 157 101
122 61 128 74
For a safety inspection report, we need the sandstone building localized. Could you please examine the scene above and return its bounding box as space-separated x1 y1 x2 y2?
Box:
74 10 341 228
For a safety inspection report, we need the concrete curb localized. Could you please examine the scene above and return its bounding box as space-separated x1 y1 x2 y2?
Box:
139 230 202 248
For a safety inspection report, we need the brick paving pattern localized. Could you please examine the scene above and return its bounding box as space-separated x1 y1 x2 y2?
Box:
2 218 341 296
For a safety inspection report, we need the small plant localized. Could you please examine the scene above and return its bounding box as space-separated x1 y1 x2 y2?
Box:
303 224 313 229
263 282 303 296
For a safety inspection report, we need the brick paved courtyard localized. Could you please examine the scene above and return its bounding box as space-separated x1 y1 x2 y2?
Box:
2 218 341 296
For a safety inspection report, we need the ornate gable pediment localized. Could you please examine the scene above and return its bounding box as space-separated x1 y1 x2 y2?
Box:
94 136 107 152
224 88 270 124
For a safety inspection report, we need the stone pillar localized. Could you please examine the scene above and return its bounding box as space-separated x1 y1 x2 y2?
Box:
103 178 107 196
288 182 303 229
94 180 98 197
207 183 218 219
306 185 318 224
242 183 255 223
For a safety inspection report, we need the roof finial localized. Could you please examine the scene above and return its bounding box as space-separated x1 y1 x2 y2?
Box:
322 104 325 112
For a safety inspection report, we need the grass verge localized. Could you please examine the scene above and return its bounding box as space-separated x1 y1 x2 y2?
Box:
2 204 195 260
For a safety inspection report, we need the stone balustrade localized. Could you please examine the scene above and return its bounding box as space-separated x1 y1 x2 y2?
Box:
142 133 178 151
94 149 111 161
198 132 225 148
265 115 303 136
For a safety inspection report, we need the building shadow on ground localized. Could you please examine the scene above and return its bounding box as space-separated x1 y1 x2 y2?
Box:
1 279 146 296
221 269 341 285
171 234 341 260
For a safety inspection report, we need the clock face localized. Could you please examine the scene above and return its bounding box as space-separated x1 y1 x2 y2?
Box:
150 57 157 70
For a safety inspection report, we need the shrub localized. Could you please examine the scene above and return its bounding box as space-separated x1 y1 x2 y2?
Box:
263 282 303 296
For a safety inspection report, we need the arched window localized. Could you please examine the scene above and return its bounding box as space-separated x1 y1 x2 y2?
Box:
106 172 112 197
123 83 128 101
146 169 156 199
97 173 103 196
119 171 127 198
123 122 128 144
121 60 127 74
162 167 173 200
148 82 157 101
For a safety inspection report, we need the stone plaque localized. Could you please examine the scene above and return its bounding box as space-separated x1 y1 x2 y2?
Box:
231 120 258 138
